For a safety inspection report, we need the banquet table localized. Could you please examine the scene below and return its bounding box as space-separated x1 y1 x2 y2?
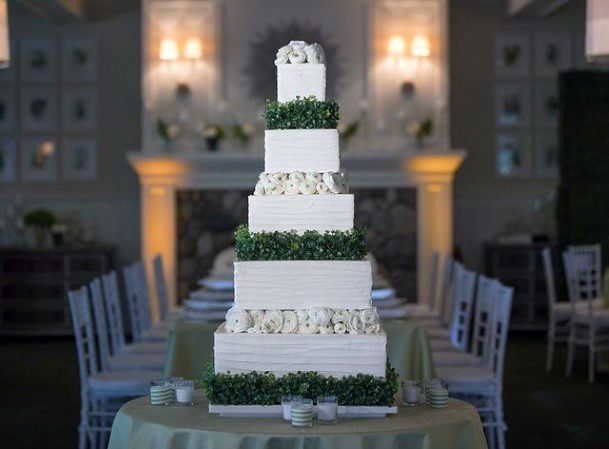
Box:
107 391 487 449
163 318 435 381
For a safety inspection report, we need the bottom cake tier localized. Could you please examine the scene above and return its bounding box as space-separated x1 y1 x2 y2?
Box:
214 323 387 378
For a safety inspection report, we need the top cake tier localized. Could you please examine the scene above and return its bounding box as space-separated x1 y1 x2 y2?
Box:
275 41 326 103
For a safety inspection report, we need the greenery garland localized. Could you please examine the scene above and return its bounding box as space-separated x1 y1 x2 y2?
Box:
235 225 368 261
203 362 399 406
263 97 340 130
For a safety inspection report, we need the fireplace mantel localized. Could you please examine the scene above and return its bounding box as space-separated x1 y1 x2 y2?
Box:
128 150 466 316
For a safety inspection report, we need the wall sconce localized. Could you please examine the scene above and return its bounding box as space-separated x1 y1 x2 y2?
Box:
411 35 431 58
183 37 202 60
388 35 406 59
159 38 179 61
158 37 203 100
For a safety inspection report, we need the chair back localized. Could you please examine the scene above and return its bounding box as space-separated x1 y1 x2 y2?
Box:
89 278 112 371
448 265 477 351
563 244 602 319
68 287 99 390
133 261 153 329
470 275 498 358
123 264 146 342
541 248 558 316
153 254 170 322
101 271 127 353
485 284 513 382
438 255 455 325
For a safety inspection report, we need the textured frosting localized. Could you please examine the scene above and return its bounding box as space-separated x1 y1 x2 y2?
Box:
277 64 326 102
265 129 339 173
234 260 372 310
214 323 387 378
248 194 354 233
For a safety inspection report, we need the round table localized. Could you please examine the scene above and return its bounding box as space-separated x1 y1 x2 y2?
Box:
108 392 487 449
163 318 435 381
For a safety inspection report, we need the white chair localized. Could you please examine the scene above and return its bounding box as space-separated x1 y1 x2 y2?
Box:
68 287 161 449
405 251 439 315
428 265 476 352
101 271 165 355
563 245 609 382
436 283 514 449
89 278 165 372
153 254 182 323
123 262 168 343
434 276 498 367
541 247 570 372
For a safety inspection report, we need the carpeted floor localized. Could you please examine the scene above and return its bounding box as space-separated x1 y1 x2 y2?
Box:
1 334 608 449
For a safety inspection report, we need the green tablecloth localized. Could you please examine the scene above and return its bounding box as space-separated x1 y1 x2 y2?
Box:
163 319 434 381
108 392 487 449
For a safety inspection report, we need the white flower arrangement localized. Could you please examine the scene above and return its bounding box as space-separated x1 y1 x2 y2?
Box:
225 307 381 335
274 41 326 66
253 171 349 196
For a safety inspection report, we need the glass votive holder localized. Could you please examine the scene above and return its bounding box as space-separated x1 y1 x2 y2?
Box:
281 395 303 421
150 381 174 406
428 381 449 409
424 378 442 404
291 398 314 428
317 396 338 424
402 380 422 407
175 380 194 405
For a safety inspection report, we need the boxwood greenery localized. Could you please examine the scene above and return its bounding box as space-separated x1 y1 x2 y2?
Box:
203 362 399 406
263 96 340 130
235 225 368 261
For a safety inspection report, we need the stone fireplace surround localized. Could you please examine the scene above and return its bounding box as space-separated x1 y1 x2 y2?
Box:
128 150 465 319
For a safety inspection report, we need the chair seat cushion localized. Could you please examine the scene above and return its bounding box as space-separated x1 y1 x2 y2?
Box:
574 307 609 326
120 342 166 355
436 365 496 394
554 299 604 320
433 351 483 367
88 370 162 396
108 353 165 371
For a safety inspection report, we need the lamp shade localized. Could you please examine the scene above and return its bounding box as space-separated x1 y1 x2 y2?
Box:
586 0 609 63
0 0 9 69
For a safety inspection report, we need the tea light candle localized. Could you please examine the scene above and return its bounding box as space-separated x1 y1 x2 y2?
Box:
317 396 338 423
282 395 302 421
175 380 194 405
403 380 421 406
150 381 173 406
291 399 314 427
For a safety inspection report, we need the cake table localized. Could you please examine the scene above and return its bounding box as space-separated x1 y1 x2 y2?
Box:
163 318 435 381
107 391 487 449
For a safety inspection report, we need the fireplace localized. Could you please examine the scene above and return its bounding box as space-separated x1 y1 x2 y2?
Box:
129 150 465 320
176 187 417 301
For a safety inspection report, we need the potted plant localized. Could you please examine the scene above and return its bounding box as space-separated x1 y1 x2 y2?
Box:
203 124 226 151
24 209 55 248
233 123 256 150
407 117 434 149
157 119 181 151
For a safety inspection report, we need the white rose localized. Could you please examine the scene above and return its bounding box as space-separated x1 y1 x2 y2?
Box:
298 179 317 195
270 172 287 183
308 307 333 327
275 55 288 65
322 172 343 194
254 182 265 196
247 324 261 334
319 324 334 334
288 172 305 182
284 180 300 195
301 321 319 334
261 174 274 189
288 49 306 64
316 182 329 194
304 43 325 64
225 308 252 333
296 309 309 325
261 310 283 334
265 181 285 195
360 308 379 326
365 323 380 334
259 172 269 182
305 172 322 183
275 45 292 65
332 308 350 324
281 311 298 334
348 311 365 334
334 322 348 334
289 40 307 50
249 310 265 326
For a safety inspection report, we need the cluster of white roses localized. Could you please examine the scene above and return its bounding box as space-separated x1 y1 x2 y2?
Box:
254 171 348 196
225 307 380 335
275 40 325 66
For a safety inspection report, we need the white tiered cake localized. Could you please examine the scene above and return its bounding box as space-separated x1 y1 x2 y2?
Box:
209 41 394 415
